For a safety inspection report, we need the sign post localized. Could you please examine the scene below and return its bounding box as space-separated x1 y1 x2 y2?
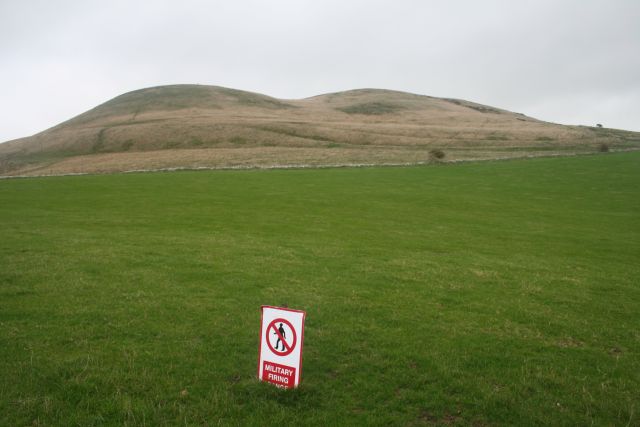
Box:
258 305 306 388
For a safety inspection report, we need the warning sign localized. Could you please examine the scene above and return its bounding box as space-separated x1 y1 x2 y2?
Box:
258 306 305 388
266 318 297 356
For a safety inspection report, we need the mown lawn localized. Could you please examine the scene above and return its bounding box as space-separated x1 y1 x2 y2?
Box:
1 153 639 426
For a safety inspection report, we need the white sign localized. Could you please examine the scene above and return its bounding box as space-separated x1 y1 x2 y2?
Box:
258 305 306 388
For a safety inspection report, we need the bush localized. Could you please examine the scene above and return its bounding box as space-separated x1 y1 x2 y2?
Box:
598 143 610 153
429 149 446 161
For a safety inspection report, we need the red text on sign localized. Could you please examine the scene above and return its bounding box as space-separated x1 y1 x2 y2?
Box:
263 361 296 389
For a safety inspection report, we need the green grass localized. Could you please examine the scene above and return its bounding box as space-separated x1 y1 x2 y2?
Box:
1 153 639 426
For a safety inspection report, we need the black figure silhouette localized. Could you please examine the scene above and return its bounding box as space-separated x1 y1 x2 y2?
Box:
274 323 286 351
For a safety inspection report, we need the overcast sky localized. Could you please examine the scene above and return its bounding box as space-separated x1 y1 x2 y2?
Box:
1 0 638 142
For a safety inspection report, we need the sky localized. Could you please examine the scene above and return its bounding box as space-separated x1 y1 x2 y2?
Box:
1 0 638 142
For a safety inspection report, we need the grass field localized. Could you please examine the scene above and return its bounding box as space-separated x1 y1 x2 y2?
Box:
1 152 639 426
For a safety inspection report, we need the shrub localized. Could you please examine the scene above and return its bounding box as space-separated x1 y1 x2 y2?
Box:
429 149 446 161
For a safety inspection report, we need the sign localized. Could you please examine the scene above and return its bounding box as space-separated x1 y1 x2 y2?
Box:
258 305 306 388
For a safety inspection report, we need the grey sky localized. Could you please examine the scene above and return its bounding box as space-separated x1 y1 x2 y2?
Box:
1 0 638 142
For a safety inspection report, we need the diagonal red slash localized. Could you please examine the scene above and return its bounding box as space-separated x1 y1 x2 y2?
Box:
270 323 291 352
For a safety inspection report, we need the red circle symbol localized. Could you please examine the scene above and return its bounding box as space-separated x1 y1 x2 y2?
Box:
266 318 297 356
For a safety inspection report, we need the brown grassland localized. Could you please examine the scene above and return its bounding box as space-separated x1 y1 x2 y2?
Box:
1 85 639 176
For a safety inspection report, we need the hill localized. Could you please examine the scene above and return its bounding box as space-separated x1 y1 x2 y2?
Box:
1 84 639 176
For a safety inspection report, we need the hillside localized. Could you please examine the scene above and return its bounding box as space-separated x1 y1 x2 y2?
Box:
1 84 639 176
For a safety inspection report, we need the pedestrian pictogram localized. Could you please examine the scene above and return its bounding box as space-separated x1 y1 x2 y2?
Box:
266 318 297 356
258 306 306 388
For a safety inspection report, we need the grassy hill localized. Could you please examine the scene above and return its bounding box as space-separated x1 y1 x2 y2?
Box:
1 153 638 424
1 84 640 176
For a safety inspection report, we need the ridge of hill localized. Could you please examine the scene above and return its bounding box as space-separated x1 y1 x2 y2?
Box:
1 84 639 176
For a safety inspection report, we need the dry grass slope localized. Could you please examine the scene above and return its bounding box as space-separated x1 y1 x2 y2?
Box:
1 84 639 176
